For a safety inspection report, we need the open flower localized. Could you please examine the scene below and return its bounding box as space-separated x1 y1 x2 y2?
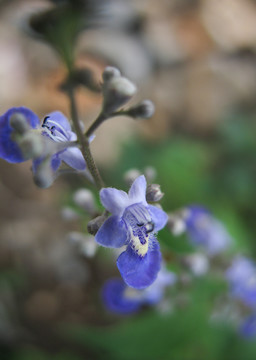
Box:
240 314 256 338
226 256 256 308
32 111 87 173
0 106 87 175
183 205 232 256
102 267 176 314
95 175 168 289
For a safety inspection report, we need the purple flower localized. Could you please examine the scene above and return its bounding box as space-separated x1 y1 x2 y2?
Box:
0 107 87 173
240 314 256 338
226 256 256 308
95 175 168 289
0 107 40 163
183 205 232 256
32 111 86 173
102 267 176 314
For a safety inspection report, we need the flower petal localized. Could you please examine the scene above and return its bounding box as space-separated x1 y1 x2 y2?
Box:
95 215 128 248
0 107 40 163
128 175 147 204
117 241 162 289
100 187 130 216
46 111 71 132
148 205 168 231
58 147 86 170
102 278 141 314
32 155 61 173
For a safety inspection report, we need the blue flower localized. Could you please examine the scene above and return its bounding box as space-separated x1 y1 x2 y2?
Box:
0 107 40 163
102 267 176 314
226 256 256 308
183 205 232 256
32 111 86 173
0 107 87 172
240 314 256 338
95 175 168 289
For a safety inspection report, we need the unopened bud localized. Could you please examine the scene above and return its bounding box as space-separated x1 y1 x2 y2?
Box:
144 166 157 182
167 214 186 236
73 189 96 214
182 253 209 277
33 159 55 189
87 215 106 235
18 132 45 160
146 184 164 202
124 168 142 186
102 76 137 115
68 231 98 258
102 66 121 82
61 207 80 221
127 100 155 119
10 113 30 134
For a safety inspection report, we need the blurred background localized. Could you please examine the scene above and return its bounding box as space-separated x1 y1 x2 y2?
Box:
1 0 256 359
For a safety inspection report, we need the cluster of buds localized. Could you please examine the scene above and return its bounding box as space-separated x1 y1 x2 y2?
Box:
101 66 155 119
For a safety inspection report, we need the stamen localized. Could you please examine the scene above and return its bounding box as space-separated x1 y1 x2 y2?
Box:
123 203 155 257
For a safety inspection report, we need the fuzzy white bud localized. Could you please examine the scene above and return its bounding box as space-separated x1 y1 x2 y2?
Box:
18 132 45 160
123 168 142 186
68 231 98 258
102 66 121 82
33 159 55 189
127 100 155 119
10 113 30 134
146 184 164 202
167 215 186 236
183 253 209 277
102 76 137 115
73 189 96 214
144 166 157 182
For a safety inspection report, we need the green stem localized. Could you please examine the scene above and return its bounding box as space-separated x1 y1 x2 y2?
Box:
85 110 129 138
67 85 104 190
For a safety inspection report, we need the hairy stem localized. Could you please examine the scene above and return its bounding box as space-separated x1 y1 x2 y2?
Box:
85 110 129 138
67 85 104 190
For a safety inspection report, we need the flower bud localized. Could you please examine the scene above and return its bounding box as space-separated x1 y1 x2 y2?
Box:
33 159 55 189
102 66 121 82
182 253 209 277
10 113 30 134
144 166 157 182
18 132 45 160
87 215 106 235
68 231 98 258
102 76 137 115
127 100 155 119
167 214 186 236
123 168 142 186
61 207 80 221
73 189 96 214
146 184 164 202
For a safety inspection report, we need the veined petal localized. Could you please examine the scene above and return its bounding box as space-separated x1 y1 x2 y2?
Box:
102 278 141 314
46 111 71 132
95 215 128 248
148 205 168 231
128 175 147 205
100 188 130 216
117 241 162 289
58 147 86 171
